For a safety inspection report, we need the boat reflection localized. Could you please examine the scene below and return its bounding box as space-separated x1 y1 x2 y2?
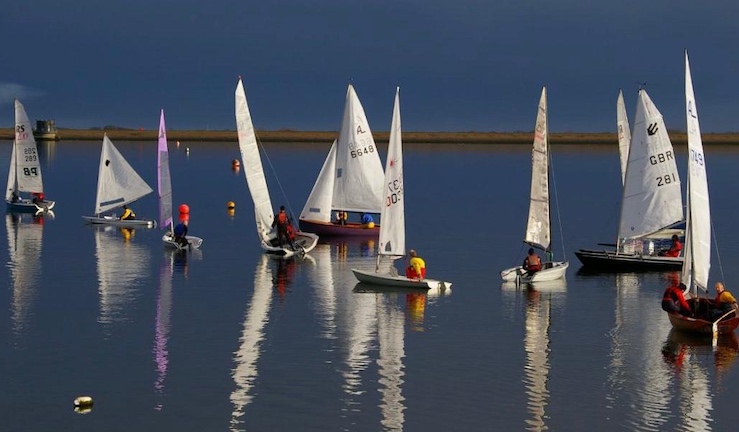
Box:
152 251 174 411
501 277 566 431
662 329 738 429
166 247 202 278
230 255 274 430
6 212 48 338
308 243 337 339
93 225 150 332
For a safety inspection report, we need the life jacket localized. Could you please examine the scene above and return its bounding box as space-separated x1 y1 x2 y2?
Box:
527 255 542 271
277 211 288 226
286 223 296 240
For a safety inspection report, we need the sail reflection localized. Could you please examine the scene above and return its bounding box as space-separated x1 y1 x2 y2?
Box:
501 278 566 431
93 226 150 330
230 255 274 430
152 251 174 411
309 244 337 339
6 212 46 338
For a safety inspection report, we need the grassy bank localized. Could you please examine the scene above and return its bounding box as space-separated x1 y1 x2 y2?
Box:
2 128 739 145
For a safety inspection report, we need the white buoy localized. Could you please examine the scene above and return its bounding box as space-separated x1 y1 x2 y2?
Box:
73 395 93 413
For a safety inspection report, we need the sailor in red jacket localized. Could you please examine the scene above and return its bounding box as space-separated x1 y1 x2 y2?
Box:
660 235 683 257
661 282 692 316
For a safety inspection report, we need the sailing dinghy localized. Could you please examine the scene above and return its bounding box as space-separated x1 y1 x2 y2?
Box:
6 99 55 213
235 77 318 258
666 51 738 335
298 84 385 236
352 87 451 290
157 110 203 249
574 88 685 271
82 134 156 227
500 87 569 283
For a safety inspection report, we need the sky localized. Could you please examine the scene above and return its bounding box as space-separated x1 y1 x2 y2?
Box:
2 1 739 133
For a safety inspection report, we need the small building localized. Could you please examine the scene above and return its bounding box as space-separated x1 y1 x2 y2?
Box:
34 120 59 141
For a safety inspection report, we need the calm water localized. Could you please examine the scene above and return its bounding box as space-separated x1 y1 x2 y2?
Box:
2 139 739 432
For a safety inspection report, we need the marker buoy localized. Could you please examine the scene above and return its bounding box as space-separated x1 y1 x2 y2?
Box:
179 204 190 215
231 159 241 168
73 396 93 413
227 201 235 209
227 208 235 218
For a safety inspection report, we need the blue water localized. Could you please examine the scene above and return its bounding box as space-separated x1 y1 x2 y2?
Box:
2 139 739 432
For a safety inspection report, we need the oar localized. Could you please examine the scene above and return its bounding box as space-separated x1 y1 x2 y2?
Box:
711 309 737 337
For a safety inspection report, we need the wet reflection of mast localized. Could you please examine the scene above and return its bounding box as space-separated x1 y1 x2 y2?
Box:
230 255 273 430
310 244 336 339
6 213 44 338
376 294 406 431
152 252 174 411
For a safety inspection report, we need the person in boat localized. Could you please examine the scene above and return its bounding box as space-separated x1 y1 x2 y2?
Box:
406 249 426 280
120 205 136 220
10 191 21 203
173 220 190 247
522 248 542 276
659 235 682 257
712 282 739 320
335 210 348 225
661 282 692 317
31 192 44 204
361 213 375 227
272 205 295 249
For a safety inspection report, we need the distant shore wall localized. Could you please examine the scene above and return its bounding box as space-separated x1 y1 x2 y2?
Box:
1 128 739 145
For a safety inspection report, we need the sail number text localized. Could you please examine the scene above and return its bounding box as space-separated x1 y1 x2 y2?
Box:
649 150 673 166
656 173 677 187
349 142 375 159
23 147 37 162
15 124 29 140
386 179 403 207
689 148 705 167
23 167 39 176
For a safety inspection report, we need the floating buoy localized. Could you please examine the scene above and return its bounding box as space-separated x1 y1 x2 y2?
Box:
231 159 241 168
179 213 189 223
179 204 190 215
227 201 235 209
73 395 93 413
176 140 181 148
227 208 235 218
186 147 190 154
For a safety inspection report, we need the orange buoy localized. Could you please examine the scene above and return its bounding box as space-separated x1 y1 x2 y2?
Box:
179 204 190 215
179 213 190 223
227 201 235 209
231 159 241 168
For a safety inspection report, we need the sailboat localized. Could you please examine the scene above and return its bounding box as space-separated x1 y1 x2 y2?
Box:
666 51 738 335
6 99 55 213
235 77 318 258
574 88 685 270
500 87 569 283
352 87 451 290
298 84 385 236
82 134 156 227
156 110 203 249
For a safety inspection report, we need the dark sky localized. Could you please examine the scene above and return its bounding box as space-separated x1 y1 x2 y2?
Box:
2 1 738 132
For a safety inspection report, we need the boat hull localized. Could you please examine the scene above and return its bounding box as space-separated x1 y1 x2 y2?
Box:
352 268 452 290
574 248 682 271
261 231 319 258
6 199 55 213
298 219 378 237
163 233 203 250
667 297 739 334
500 261 568 282
83 215 156 228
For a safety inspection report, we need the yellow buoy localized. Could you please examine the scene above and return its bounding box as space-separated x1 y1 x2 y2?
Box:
227 201 236 209
73 396 93 413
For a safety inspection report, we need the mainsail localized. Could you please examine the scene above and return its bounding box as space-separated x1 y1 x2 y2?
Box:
524 87 551 251
94 134 153 214
378 87 405 257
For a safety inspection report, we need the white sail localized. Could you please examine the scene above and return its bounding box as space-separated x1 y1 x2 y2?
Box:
618 89 683 241
525 87 551 251
299 140 337 223
332 84 385 213
235 78 274 242
5 143 16 201
681 51 711 291
157 110 173 231
94 135 154 214
12 99 44 194
617 89 632 186
378 87 405 257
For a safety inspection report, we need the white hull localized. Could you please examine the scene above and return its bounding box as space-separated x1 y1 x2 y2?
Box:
260 232 319 258
83 215 156 228
162 232 203 250
500 261 569 283
352 268 452 290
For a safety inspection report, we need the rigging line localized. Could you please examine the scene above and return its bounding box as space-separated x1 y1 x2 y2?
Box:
255 136 297 222
711 218 726 288
548 143 567 260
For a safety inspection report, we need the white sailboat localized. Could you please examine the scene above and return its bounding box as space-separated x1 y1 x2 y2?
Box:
235 77 318 258
82 134 156 227
299 84 385 236
617 89 632 186
501 87 569 283
575 88 685 270
156 110 203 249
6 99 55 213
667 50 737 335
352 87 451 290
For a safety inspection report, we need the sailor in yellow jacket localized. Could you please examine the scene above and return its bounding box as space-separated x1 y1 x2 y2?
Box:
406 249 426 279
120 205 136 220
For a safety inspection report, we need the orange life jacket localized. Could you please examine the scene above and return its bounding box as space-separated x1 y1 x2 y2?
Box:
526 255 542 271
277 211 288 226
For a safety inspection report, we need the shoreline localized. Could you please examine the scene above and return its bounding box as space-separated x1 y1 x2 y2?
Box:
2 128 739 145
